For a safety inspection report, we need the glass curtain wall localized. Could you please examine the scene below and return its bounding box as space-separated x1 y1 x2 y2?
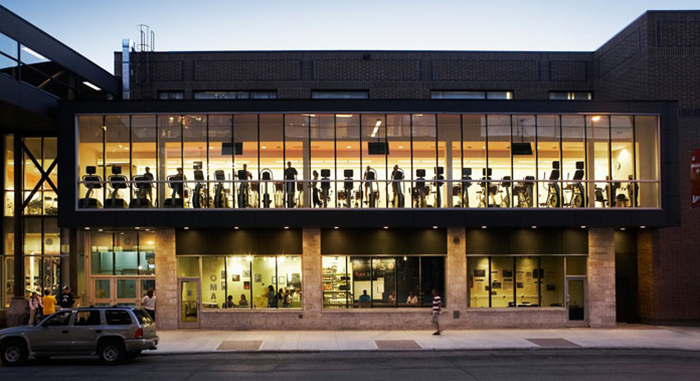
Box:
76 113 660 209
322 255 445 309
179 255 302 309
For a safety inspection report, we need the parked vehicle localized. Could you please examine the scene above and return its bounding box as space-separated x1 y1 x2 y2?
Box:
0 307 158 365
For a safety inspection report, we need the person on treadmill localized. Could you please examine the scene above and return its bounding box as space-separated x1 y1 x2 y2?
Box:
284 161 298 208
391 165 404 208
173 167 186 199
142 167 154 202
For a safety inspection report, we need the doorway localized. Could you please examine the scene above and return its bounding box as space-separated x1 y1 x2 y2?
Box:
179 278 200 328
566 277 587 325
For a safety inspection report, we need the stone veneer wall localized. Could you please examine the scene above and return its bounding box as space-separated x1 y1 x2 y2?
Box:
447 227 467 321
155 229 178 330
588 228 617 328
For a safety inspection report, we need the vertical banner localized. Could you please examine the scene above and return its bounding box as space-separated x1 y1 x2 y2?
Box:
692 149 700 208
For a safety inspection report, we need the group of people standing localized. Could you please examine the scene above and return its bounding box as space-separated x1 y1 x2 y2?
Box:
27 286 75 325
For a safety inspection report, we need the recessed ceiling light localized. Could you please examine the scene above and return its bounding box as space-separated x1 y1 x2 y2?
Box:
580 225 586 229
347 146 352 149
640 226 646 229
531 226 537 229
620 227 626 231
592 115 601 122
262 146 267 149
135 227 140 230
85 227 90 230
334 226 339 230
234 226 239 230
399 146 404 149
184 227 189 230
98 228 103 232
481 226 487 229
82 81 101 91
383 226 389 229
432 226 438 229
284 226 290 230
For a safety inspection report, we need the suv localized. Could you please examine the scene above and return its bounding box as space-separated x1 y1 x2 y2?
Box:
0 307 158 365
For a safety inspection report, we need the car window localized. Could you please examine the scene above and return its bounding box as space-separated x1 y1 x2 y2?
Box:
105 310 132 325
133 309 153 325
43 311 72 326
74 310 101 326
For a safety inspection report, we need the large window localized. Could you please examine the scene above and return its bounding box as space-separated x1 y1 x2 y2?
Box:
322 255 445 309
194 91 276 100
179 255 302 309
468 255 572 308
76 113 661 210
431 91 513 100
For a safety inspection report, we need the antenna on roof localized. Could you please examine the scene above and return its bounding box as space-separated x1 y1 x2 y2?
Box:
136 24 154 52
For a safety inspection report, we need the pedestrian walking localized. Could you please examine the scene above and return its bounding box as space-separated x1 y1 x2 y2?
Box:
142 288 157 321
432 289 442 335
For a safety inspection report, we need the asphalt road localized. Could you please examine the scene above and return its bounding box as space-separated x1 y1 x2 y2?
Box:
2 349 700 380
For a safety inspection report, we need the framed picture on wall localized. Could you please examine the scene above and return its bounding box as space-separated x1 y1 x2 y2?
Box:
517 282 524 288
474 269 486 277
220 281 226 290
279 276 286 286
232 274 240 282
492 282 502 289
291 273 301 285
220 270 226 280
243 270 250 278
271 276 277 284
254 274 261 282
503 270 513 278
244 281 250 290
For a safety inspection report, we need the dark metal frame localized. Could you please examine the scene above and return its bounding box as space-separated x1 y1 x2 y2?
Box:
58 99 679 230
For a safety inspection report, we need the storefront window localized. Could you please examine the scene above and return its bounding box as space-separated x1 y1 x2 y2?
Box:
322 255 444 309
468 255 571 308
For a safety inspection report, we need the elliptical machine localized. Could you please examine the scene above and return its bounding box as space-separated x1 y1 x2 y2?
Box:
213 170 228 208
565 161 586 208
260 169 273 208
130 174 153 208
498 176 511 208
339 169 354 208
460 168 472 208
364 168 378 208
104 166 128 209
513 176 535 207
433 167 444 208
192 162 207 209
80 166 103 209
477 168 498 208
320 169 332 208
413 169 427 208
542 161 562 208
236 169 249 208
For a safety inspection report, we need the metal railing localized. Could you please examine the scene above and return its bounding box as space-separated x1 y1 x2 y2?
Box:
76 178 660 210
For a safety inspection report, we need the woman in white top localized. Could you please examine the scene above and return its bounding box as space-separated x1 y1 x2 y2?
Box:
141 288 157 321
406 291 418 305
28 291 43 325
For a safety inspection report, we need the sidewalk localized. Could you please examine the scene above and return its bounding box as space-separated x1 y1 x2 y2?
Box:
154 324 700 354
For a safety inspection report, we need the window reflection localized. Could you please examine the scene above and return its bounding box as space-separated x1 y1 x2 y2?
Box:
77 113 660 210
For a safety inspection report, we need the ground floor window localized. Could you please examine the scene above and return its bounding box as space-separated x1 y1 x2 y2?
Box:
322 255 445 309
468 255 583 308
178 255 302 309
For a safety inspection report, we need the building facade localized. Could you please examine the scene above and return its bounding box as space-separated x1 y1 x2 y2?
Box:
3 7 700 329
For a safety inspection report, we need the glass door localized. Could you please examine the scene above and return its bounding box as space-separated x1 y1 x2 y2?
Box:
92 277 154 307
566 278 587 325
179 279 200 328
115 279 138 306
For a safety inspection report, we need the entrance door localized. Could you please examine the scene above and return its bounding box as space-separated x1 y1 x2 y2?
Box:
92 278 154 306
566 278 587 325
179 279 200 328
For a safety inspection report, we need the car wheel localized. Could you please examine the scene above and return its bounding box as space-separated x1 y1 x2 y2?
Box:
98 340 125 365
1 340 28 366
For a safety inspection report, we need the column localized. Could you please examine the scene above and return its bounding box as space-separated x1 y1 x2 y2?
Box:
587 228 616 328
302 228 321 317
446 227 467 319
155 229 178 329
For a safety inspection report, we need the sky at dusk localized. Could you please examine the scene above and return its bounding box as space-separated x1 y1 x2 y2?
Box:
1 0 698 73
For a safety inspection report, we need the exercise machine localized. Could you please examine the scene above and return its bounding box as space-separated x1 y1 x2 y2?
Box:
498 176 511 208
433 167 444 208
513 176 534 207
104 166 128 209
192 162 207 209
236 169 249 208
477 168 498 208
413 169 427 208
339 169 354 208
459 168 472 208
564 161 586 207
320 169 332 208
260 169 273 208
391 168 405 208
213 170 228 208
542 161 561 208
130 174 153 208
80 166 103 208
164 171 185 208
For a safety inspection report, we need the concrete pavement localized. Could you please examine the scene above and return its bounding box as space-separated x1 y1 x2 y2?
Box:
154 324 700 354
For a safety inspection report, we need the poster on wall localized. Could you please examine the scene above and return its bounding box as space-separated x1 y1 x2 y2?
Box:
692 149 700 208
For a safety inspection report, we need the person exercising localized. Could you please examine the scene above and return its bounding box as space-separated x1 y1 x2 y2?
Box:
284 161 298 208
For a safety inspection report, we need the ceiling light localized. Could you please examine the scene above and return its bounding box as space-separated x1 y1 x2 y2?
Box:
334 226 339 230
234 226 239 230
135 227 140 230
383 226 389 229
336 114 354 118
371 119 382 138
262 146 267 149
347 146 352 149
98 228 103 232
580 226 586 229
481 226 487 229
640 226 646 229
82 81 102 91
591 115 601 122
184 227 189 230
531 226 537 229
399 146 404 149
85 227 90 230
620 227 626 231
284 226 290 230
432 226 438 229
